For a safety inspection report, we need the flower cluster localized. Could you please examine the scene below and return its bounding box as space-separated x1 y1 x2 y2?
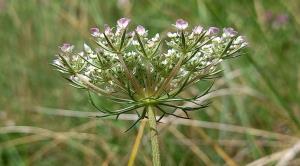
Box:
263 11 289 29
52 18 247 129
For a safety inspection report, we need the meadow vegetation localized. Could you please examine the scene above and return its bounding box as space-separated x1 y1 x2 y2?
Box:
0 0 300 165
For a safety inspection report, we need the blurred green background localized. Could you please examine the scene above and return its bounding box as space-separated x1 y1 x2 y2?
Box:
1 0 300 165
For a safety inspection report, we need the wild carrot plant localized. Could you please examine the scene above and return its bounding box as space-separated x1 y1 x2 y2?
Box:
52 18 247 165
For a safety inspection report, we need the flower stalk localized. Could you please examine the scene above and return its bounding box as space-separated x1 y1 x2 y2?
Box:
147 106 161 166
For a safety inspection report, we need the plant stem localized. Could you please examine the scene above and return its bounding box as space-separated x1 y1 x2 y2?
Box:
147 106 161 166
128 119 147 166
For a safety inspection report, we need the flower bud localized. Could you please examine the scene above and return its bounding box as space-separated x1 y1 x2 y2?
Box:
60 43 74 53
136 25 146 36
117 17 131 29
234 36 247 45
207 27 220 36
152 33 160 42
167 32 178 38
193 26 203 35
223 27 238 37
104 24 112 35
90 27 100 37
174 19 188 30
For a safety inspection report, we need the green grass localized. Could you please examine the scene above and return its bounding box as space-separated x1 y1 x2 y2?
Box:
1 0 300 165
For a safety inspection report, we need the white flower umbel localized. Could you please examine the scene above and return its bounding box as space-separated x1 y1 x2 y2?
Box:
53 17 247 111
53 17 247 119
52 18 248 166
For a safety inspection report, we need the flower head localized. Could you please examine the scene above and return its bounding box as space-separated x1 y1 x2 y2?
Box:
90 27 100 37
174 19 188 30
117 17 131 29
152 33 160 42
193 26 203 35
234 36 248 47
167 32 178 38
207 27 220 35
223 27 238 37
60 43 74 53
104 24 112 35
273 14 289 28
136 25 146 36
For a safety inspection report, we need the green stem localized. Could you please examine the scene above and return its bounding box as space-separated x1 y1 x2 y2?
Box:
147 106 161 166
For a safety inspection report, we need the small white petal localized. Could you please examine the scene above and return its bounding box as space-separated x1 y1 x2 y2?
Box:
53 59 62 66
167 32 178 38
84 43 93 54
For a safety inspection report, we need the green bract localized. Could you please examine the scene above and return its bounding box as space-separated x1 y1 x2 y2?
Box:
52 18 247 130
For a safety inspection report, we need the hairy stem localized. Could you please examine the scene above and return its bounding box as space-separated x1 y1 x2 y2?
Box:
128 119 147 166
147 106 161 166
